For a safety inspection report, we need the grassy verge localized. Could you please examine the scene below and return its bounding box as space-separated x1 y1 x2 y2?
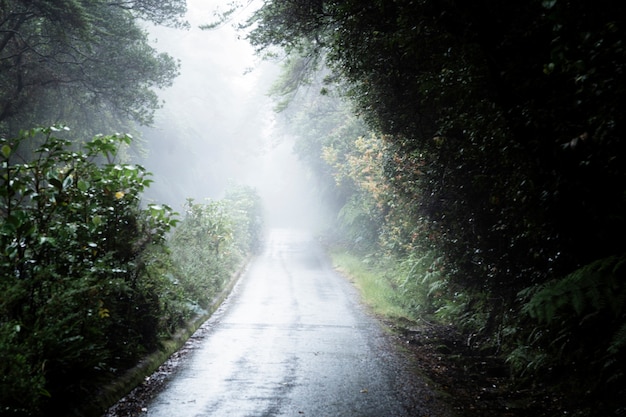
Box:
329 247 411 321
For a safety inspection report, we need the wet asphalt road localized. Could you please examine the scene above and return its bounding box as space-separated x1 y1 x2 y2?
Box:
144 229 451 417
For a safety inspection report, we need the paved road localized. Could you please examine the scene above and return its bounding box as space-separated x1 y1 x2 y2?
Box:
144 229 452 417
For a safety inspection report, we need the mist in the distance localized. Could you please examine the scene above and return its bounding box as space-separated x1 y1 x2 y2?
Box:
137 0 326 231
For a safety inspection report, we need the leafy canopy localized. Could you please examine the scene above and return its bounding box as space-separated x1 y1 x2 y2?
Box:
0 0 185 137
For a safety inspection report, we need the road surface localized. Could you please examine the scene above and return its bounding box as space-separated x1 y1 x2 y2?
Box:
142 229 452 417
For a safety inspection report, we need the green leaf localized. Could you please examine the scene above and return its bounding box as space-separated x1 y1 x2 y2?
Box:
62 173 74 188
542 0 557 9
1 144 11 158
77 179 89 192
39 236 57 245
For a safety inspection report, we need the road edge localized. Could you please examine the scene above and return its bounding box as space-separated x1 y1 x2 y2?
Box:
81 258 250 417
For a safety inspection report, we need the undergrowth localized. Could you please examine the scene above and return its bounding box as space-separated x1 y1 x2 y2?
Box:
0 128 264 417
329 247 410 320
508 254 626 414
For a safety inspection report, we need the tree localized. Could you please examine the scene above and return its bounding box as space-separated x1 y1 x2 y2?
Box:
248 0 626 296
248 1 626 412
0 0 185 137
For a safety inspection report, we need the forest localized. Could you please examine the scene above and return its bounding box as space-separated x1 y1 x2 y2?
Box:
245 0 626 416
1 0 625 416
1 1 263 415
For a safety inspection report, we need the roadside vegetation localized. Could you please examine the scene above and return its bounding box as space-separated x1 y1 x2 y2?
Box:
2 0 625 416
0 128 263 416
0 1 264 415
246 1 626 415
330 248 407 320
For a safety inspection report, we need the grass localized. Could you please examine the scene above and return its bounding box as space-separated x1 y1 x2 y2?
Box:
329 247 411 321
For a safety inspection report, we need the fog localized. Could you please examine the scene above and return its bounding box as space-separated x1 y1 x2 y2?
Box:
137 0 325 230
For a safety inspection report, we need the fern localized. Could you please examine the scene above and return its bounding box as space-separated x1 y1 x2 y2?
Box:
609 322 626 355
513 253 626 392
521 254 626 324
394 252 448 317
427 278 447 296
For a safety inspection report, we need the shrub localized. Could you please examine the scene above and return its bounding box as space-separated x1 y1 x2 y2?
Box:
0 127 178 415
169 187 264 310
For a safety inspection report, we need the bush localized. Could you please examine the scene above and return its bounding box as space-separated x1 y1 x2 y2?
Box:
0 127 179 415
169 187 264 310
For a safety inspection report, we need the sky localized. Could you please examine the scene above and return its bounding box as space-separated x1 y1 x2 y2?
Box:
139 0 324 229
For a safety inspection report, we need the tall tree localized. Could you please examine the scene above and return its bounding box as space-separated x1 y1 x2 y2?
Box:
247 0 626 292
0 0 185 137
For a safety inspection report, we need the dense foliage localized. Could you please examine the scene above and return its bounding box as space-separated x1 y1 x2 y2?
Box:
247 0 626 414
0 1 269 415
0 0 185 138
0 127 264 416
169 186 264 310
0 127 178 415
